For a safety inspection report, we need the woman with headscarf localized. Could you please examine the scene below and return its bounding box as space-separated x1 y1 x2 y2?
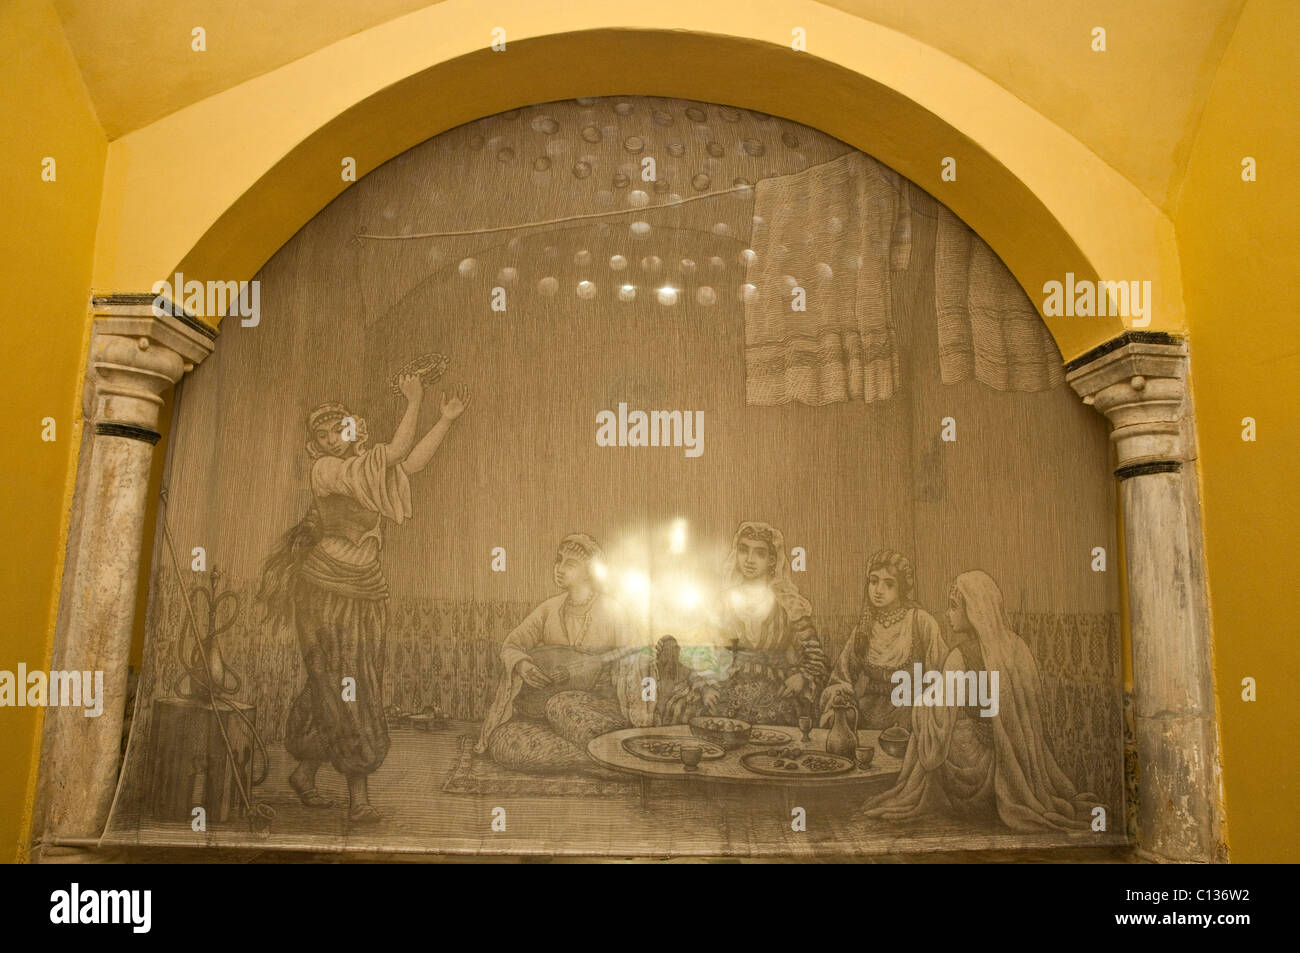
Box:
476 534 648 773
256 374 470 823
694 521 827 726
819 549 947 731
863 570 1102 832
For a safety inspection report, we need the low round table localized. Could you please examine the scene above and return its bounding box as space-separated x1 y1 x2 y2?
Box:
588 724 903 808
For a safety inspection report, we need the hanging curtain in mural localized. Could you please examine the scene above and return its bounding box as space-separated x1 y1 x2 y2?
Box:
934 205 1065 391
744 152 910 406
744 154 1062 405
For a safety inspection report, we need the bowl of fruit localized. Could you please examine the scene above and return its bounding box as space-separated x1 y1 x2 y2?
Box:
689 716 752 749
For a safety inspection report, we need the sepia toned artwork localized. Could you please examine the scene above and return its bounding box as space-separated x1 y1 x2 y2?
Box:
105 96 1125 856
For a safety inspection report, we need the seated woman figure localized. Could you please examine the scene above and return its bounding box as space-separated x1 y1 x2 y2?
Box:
862 570 1102 832
819 549 947 732
672 521 826 726
476 534 648 773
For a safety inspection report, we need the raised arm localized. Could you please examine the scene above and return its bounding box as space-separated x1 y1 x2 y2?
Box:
386 374 425 463
400 384 470 475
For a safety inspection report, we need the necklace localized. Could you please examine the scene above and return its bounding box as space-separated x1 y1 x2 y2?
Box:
873 605 908 628
562 594 595 647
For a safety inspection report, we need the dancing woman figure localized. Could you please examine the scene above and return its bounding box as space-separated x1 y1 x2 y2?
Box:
257 374 469 823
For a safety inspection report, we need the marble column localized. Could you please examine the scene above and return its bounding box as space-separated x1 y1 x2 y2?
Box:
1067 332 1221 863
35 294 215 846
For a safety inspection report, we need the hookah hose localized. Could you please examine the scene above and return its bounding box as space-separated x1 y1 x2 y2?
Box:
159 488 275 830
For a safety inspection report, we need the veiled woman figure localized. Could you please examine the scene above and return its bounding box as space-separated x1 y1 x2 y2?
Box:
257 374 469 822
863 570 1102 832
694 521 827 726
820 549 946 731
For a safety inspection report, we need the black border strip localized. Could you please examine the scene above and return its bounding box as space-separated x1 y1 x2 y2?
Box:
1064 331 1181 373
1115 460 1181 480
94 422 162 446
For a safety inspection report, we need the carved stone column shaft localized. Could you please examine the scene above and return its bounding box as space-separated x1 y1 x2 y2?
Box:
37 295 214 843
1067 333 1221 862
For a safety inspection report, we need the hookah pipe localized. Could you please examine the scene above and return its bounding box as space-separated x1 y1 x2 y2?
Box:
159 488 275 833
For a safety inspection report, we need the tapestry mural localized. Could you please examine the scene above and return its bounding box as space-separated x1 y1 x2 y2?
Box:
105 96 1125 855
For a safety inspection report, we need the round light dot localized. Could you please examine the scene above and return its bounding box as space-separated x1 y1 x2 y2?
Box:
681 258 697 273
533 156 552 171
668 193 683 203
685 106 707 122
691 173 711 191
652 108 673 125
742 138 765 157
538 277 558 296
710 256 726 269
613 172 630 189
458 258 477 277
734 177 754 189
496 147 515 162
827 216 844 235
657 286 679 306
575 249 593 266
719 106 741 121
618 284 637 302
577 280 597 299
667 141 686 157
712 222 732 237
614 101 634 115
576 96 599 106
752 215 766 228
782 274 800 289
706 141 724 158
739 248 757 266
696 286 717 306
532 116 559 135
630 221 651 238
581 125 602 143
573 161 592 178
815 262 833 280
641 255 662 273
739 283 758 303
623 136 645 154
781 132 800 150
628 189 650 207
497 267 518 285
609 255 628 271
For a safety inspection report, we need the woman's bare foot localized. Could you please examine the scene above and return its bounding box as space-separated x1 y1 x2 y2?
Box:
348 804 382 824
289 761 334 808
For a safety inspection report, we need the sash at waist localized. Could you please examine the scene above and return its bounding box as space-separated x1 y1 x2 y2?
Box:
297 547 389 601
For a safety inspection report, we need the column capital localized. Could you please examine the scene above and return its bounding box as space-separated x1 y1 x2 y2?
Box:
1065 332 1189 472
88 293 218 433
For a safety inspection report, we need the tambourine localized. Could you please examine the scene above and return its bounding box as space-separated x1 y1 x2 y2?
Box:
389 351 450 397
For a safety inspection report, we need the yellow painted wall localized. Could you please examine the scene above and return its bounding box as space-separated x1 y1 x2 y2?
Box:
0 0 106 862
1175 0 1300 863
3 0 1297 862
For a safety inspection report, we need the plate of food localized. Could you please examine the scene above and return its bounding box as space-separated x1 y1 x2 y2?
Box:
747 727 794 746
622 735 726 764
740 747 855 777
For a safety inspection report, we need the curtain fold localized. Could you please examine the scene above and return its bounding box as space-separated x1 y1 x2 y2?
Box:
934 206 1064 391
